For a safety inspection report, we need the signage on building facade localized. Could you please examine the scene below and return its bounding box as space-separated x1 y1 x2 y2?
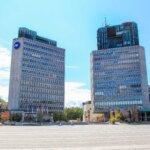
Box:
14 41 21 49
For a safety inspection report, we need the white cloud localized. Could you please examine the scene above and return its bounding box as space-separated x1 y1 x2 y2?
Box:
0 45 11 101
0 70 10 79
0 85 9 101
0 46 11 68
65 82 90 107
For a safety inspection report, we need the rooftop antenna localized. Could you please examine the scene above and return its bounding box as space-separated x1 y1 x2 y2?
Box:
105 17 107 26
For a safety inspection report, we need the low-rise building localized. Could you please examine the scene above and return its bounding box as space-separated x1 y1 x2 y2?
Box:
83 101 104 122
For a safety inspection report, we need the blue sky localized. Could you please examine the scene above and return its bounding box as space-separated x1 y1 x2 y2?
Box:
0 0 150 106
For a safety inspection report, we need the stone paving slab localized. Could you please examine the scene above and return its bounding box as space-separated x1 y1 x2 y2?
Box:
0 124 150 150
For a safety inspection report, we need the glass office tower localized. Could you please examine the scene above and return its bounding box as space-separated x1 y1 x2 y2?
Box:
91 22 149 113
97 22 139 50
8 28 65 113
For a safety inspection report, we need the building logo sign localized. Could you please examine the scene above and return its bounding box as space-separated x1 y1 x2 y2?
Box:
14 42 21 49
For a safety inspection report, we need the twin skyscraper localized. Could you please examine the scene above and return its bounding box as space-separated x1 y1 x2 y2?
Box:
9 27 65 113
8 22 150 116
91 21 150 114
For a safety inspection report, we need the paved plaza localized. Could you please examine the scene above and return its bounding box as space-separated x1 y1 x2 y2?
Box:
0 124 150 150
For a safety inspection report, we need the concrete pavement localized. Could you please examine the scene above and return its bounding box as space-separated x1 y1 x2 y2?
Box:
0 124 150 150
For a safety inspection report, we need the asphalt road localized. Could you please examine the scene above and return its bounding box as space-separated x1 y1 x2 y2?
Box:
0 124 150 150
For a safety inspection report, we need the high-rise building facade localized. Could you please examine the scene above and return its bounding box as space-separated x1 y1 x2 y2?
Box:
91 22 150 113
8 28 65 113
97 22 139 50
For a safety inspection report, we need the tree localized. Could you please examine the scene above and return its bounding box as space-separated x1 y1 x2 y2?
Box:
0 98 8 113
109 115 116 124
53 112 67 122
115 112 126 122
53 107 83 122
10 113 22 122
37 111 43 123
65 107 83 121
0 112 10 122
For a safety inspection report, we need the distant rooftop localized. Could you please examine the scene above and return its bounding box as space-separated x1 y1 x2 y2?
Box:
18 27 57 46
83 101 91 105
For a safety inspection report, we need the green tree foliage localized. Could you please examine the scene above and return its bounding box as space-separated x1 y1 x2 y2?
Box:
10 113 22 122
53 112 67 122
0 98 7 105
115 113 122 120
0 98 8 113
116 112 126 121
65 107 83 121
53 107 83 122
109 116 116 124
37 111 43 123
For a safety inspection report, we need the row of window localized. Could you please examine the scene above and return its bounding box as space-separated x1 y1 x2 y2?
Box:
94 64 140 71
94 94 142 100
20 88 64 95
94 89 142 96
94 47 138 55
20 105 63 112
95 100 142 106
94 84 141 91
22 58 64 71
94 69 140 76
94 54 139 61
21 75 64 85
21 81 64 88
24 41 64 55
20 95 64 102
20 83 63 91
94 58 139 67
93 48 138 55
23 52 64 63
95 79 141 85
95 95 143 101
22 70 63 80
24 47 64 60
22 69 49 77
22 63 64 74
94 73 141 80
20 100 63 105
93 50 131 56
